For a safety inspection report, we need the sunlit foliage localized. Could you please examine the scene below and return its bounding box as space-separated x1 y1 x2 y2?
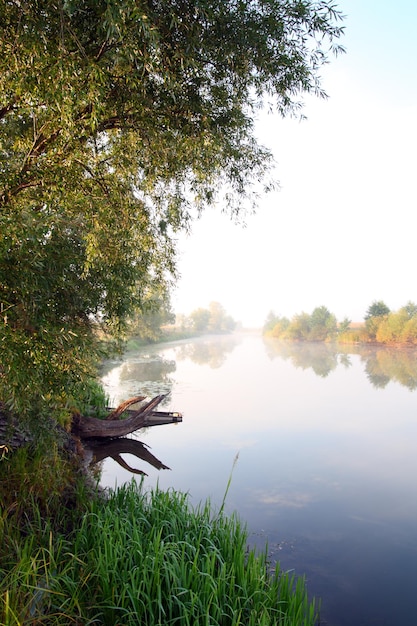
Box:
265 306 338 342
375 302 417 345
264 301 417 347
364 300 391 339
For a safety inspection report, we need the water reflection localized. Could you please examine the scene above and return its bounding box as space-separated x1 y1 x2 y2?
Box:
264 338 417 389
173 334 242 368
86 437 170 475
359 347 417 390
101 334 417 626
102 354 176 403
264 339 342 377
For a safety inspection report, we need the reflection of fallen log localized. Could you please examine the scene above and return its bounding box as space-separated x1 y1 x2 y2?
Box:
72 394 182 439
87 438 170 475
71 394 182 476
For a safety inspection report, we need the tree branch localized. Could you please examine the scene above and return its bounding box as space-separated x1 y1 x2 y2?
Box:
0 99 19 121
71 394 168 438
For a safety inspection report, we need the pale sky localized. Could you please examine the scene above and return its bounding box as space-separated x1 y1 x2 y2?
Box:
172 0 417 328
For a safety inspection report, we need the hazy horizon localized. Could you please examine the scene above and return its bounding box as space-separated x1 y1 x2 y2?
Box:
172 0 417 328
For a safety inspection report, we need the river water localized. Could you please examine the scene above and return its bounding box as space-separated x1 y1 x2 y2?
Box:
100 333 417 626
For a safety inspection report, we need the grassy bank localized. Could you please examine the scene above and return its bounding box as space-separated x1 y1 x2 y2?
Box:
1 472 318 626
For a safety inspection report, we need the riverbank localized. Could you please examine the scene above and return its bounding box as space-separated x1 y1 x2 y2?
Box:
0 450 318 626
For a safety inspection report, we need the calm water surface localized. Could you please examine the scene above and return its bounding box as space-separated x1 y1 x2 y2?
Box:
100 333 417 626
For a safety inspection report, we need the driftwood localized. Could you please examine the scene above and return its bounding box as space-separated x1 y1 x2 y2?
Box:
86 437 170 475
106 396 146 421
71 394 168 439
1 395 182 477
109 409 182 426
72 394 182 476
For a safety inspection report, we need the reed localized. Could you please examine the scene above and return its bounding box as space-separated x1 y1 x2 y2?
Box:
1 480 318 625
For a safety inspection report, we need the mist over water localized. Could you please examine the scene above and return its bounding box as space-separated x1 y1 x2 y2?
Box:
100 334 417 626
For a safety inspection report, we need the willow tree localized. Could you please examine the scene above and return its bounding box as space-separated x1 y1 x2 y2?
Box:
0 0 344 423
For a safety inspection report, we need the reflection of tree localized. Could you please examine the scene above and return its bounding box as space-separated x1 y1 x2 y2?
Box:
120 356 175 382
363 358 391 389
263 339 339 378
118 355 176 398
263 338 417 390
339 354 352 369
174 335 241 369
361 348 417 391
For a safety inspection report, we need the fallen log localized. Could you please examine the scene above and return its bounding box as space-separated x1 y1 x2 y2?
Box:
71 394 167 439
138 410 182 426
105 396 146 421
108 408 182 427
1 396 182 479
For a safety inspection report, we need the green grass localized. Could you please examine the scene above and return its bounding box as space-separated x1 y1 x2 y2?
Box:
0 478 318 626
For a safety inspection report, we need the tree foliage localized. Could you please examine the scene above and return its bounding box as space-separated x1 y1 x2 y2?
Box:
364 301 391 320
375 302 417 345
126 285 175 342
266 306 337 342
263 312 290 336
364 300 391 339
0 0 344 419
189 302 236 334
265 301 417 346
189 308 212 333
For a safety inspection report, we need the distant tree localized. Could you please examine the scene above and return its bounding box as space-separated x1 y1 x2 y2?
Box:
270 316 290 338
401 301 417 319
376 310 408 344
338 317 351 334
365 300 390 340
190 308 211 333
401 317 417 345
364 301 391 320
207 302 236 333
374 303 417 345
175 314 192 333
285 312 311 341
127 286 175 342
189 302 236 334
263 311 280 333
308 306 337 341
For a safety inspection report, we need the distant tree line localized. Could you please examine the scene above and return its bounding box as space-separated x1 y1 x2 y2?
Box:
263 305 343 342
176 302 237 336
128 301 236 343
263 301 417 346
